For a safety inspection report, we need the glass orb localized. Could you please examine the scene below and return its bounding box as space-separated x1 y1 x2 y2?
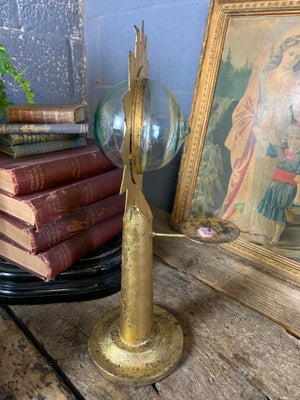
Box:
93 79 190 172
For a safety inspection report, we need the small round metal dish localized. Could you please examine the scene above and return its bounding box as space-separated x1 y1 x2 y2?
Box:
179 217 240 244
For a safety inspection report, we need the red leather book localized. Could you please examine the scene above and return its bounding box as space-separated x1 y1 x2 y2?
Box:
0 193 125 253
0 168 123 231
6 104 85 124
0 214 123 281
0 138 115 196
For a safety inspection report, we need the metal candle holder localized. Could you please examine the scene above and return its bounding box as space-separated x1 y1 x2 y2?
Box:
88 23 239 386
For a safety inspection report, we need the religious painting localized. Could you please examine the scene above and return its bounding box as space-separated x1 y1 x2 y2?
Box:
171 0 300 287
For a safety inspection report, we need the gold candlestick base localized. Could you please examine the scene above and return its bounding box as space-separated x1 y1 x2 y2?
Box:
88 305 183 386
88 23 185 386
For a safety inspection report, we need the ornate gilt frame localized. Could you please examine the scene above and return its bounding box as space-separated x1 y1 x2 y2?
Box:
171 0 300 287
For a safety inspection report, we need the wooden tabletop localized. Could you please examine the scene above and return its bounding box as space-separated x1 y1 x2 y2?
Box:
1 208 299 400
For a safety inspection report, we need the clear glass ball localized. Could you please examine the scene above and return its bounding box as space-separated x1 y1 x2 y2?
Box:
93 79 190 172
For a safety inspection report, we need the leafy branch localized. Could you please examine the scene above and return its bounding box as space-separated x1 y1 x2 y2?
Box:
0 42 35 120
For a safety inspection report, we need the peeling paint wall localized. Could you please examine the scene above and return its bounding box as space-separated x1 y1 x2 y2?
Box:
0 0 86 117
82 0 210 211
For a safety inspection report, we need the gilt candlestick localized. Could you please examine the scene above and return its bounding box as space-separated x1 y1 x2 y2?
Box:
88 23 189 386
88 22 239 386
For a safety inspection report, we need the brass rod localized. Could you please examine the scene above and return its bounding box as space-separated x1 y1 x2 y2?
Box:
119 205 154 346
152 232 186 238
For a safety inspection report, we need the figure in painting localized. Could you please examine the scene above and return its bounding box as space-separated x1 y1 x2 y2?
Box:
257 124 300 244
218 29 300 242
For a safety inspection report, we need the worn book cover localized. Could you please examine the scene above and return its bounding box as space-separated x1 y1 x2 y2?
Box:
0 168 123 230
0 121 89 134
6 104 86 124
0 193 125 253
0 138 114 196
0 132 87 145
0 214 123 281
0 136 87 157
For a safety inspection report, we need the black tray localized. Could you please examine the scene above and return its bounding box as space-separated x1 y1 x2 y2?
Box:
0 233 122 304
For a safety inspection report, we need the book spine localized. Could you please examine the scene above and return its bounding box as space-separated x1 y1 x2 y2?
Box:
0 123 89 134
29 193 125 253
6 109 79 124
32 168 123 231
42 214 123 281
7 148 115 196
1 133 87 145
4 137 87 158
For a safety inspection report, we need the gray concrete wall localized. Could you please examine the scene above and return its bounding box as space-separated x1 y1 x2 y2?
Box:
0 0 85 119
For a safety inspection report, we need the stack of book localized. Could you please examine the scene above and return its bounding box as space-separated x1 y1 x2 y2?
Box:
0 106 125 281
0 233 123 304
0 104 88 157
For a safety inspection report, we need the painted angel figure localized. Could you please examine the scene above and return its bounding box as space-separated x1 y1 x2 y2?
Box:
218 28 300 242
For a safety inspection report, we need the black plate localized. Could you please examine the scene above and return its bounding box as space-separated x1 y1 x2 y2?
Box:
0 233 122 304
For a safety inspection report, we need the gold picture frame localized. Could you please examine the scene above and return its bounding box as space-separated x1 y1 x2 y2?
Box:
171 0 300 287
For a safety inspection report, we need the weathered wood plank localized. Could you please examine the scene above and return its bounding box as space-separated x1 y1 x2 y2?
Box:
152 261 299 400
8 294 159 400
152 206 300 337
0 306 74 400
9 259 300 399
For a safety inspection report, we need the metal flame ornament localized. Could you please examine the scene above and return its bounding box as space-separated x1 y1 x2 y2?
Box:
88 23 188 386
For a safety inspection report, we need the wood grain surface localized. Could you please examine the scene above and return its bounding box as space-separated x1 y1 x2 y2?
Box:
8 258 300 400
152 206 300 337
0 306 74 400
1 207 299 399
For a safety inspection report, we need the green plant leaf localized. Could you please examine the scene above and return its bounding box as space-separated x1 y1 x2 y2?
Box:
0 42 35 118
0 44 11 77
0 80 12 120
